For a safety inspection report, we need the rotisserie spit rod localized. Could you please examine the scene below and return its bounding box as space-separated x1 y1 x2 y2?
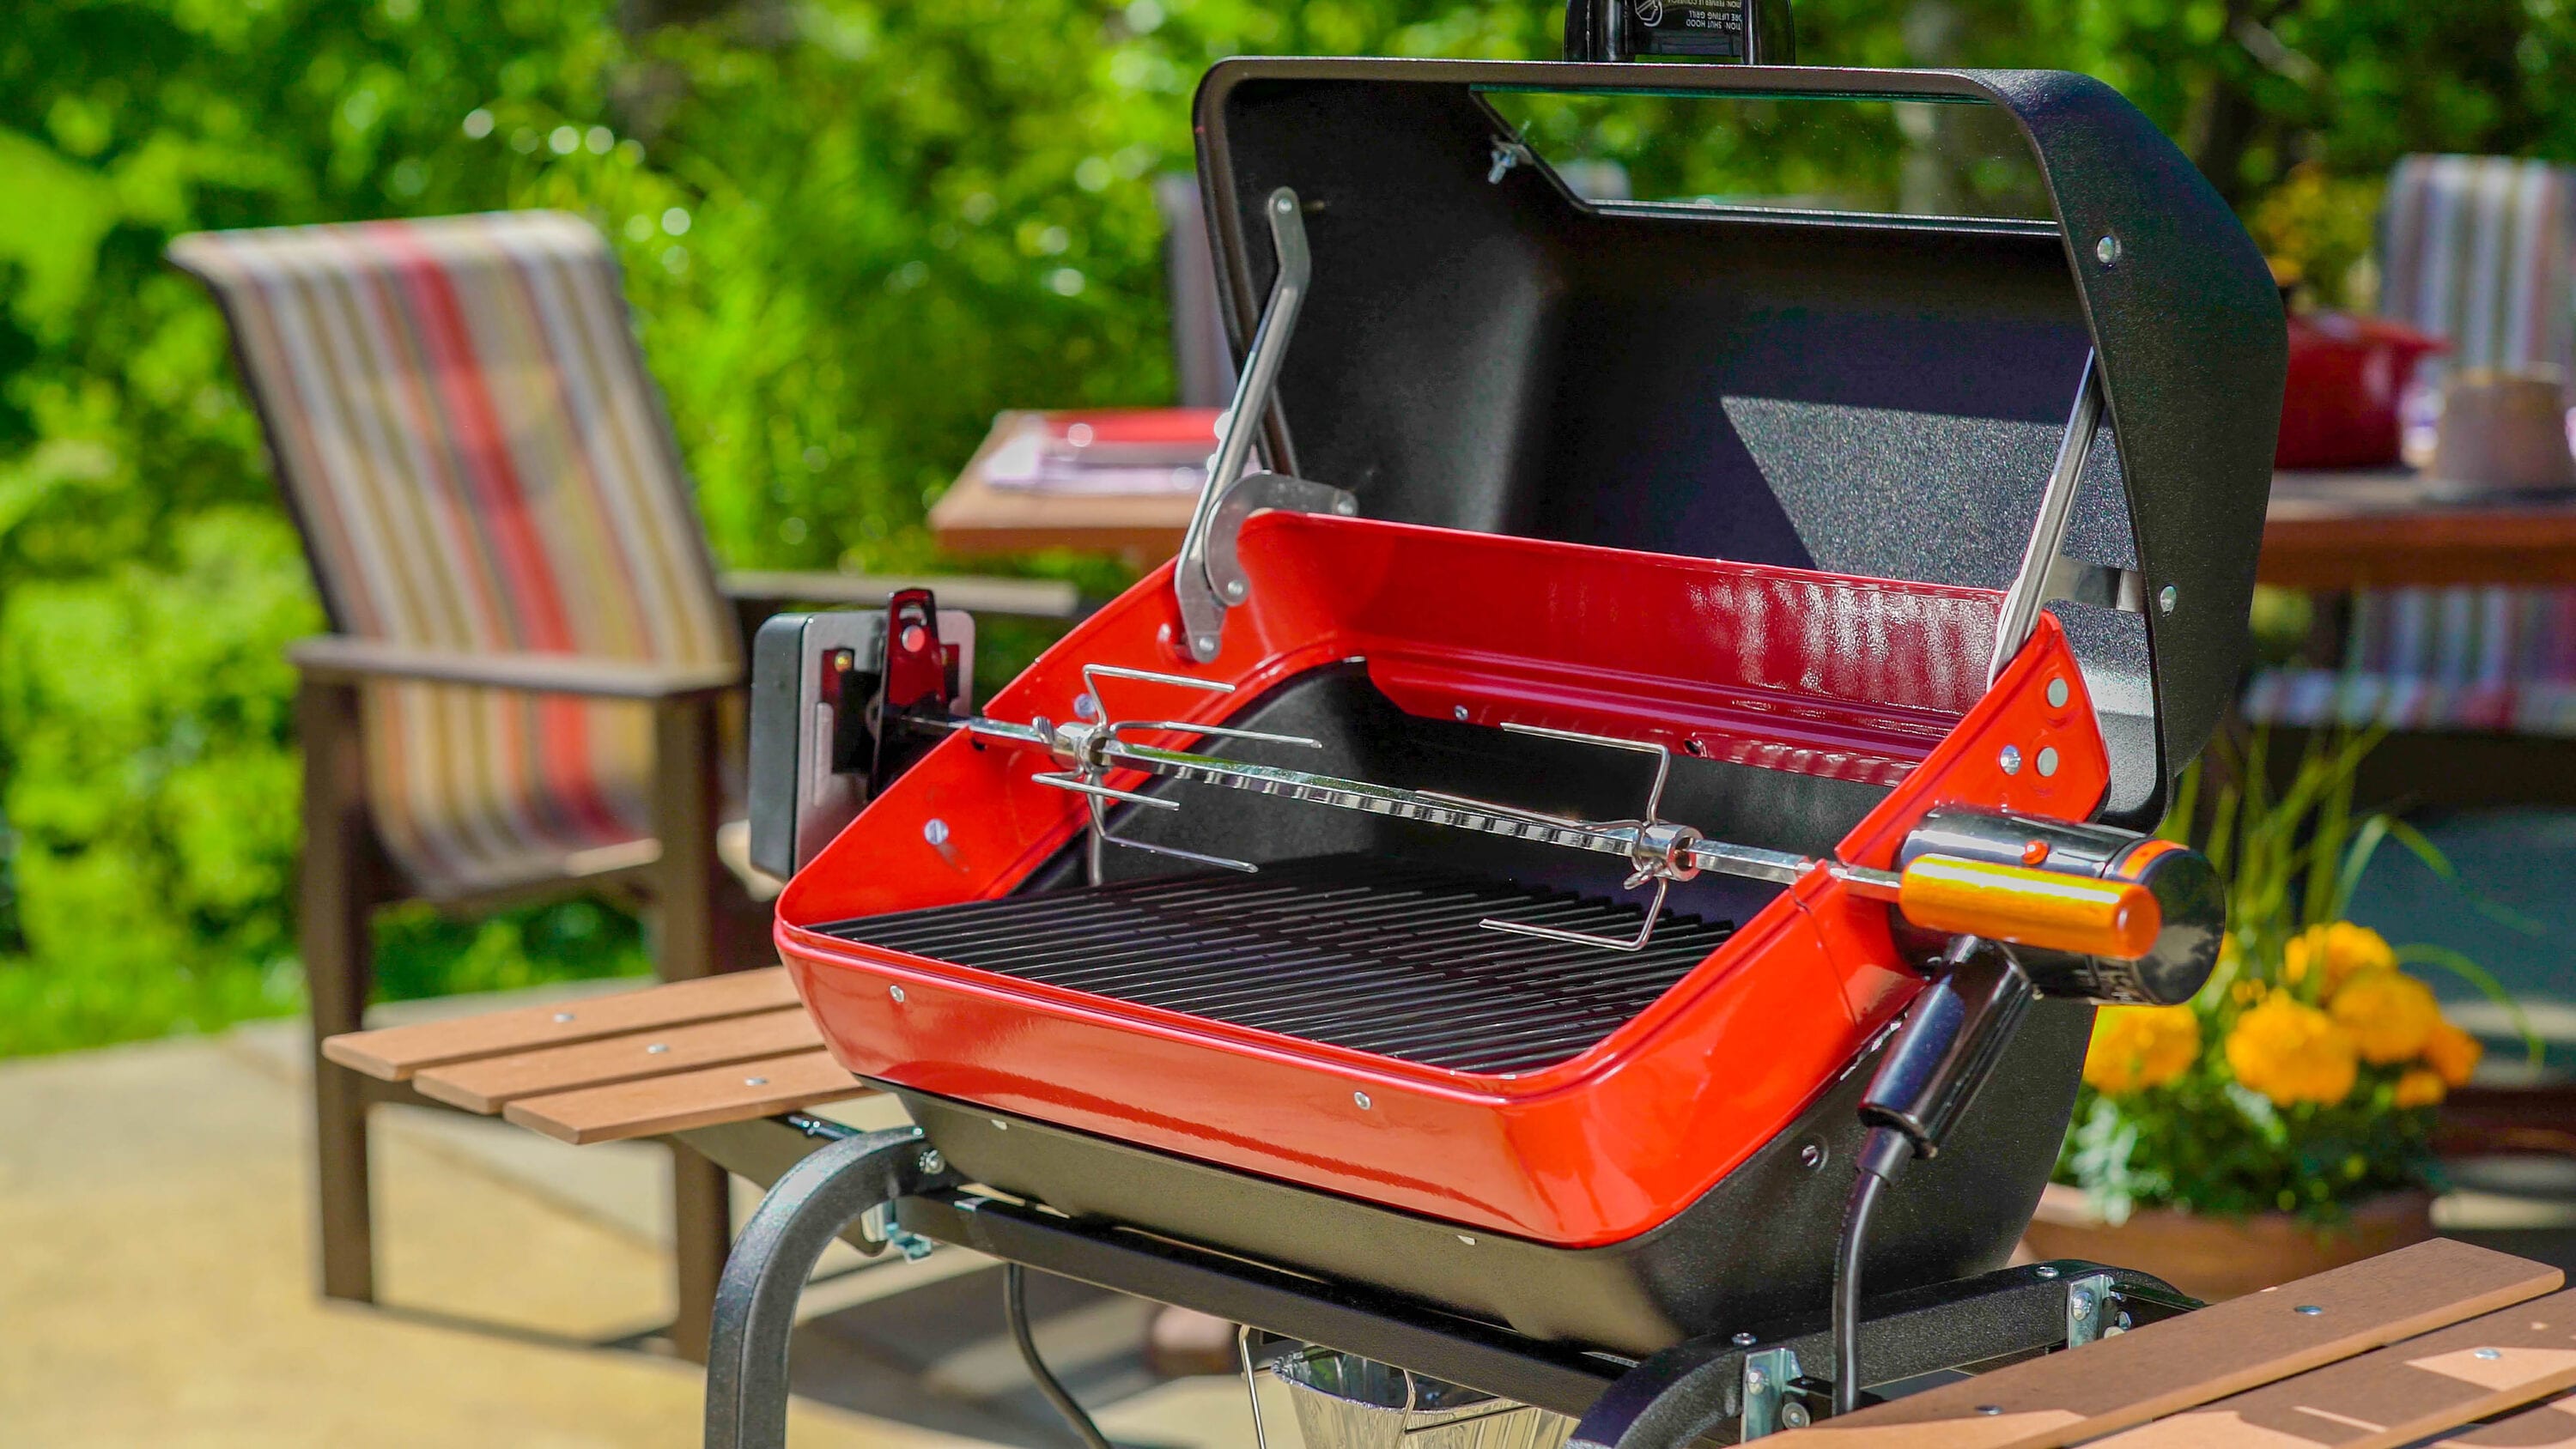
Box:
920 664 2180 965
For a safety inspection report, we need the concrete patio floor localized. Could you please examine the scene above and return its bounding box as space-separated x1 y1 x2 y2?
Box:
0 983 1264 1449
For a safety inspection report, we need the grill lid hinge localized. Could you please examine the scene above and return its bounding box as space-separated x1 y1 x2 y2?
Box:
1176 186 1358 664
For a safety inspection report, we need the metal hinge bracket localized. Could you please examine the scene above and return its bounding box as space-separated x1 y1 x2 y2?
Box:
2065 1270 2120 1349
1175 186 1357 663
1741 1345 1810 1438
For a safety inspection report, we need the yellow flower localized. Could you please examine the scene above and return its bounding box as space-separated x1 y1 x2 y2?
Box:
2227 997 2359 1107
2423 1020 2483 1088
2287 922 2398 1000
2394 1068 2447 1109
2330 970 2440 1064
2083 1005 2202 1094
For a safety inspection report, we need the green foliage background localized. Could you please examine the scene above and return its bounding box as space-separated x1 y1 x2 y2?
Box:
2 0 2571 1054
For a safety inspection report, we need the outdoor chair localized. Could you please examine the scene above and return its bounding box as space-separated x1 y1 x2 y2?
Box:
167 210 1080 1358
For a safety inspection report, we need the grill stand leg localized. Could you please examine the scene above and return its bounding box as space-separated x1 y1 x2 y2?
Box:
703 1127 939 1449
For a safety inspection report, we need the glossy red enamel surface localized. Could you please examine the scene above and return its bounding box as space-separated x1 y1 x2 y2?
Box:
776 513 2109 1246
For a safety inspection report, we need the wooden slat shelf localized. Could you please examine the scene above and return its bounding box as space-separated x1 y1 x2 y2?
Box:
1787 1240 2562 1447
323 967 866 1143
412 1005 822 1113
2091 1286 2576 1448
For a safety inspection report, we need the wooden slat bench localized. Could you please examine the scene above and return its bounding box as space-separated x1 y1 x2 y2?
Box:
327 974 2576 1449
324 967 871 1144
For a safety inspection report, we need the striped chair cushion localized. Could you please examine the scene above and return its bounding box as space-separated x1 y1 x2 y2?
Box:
171 211 737 898
2251 157 2576 738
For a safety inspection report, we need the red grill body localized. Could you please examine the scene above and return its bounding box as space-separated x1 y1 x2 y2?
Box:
778 513 2105 1246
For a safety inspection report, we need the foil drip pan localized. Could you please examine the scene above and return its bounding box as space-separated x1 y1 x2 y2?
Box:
1270 1349 1576 1449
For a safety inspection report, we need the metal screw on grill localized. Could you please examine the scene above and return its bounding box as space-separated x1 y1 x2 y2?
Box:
2476 1348 2503 1361
2096 234 2123 268
1799 1141 1827 1171
1978 1404 2003 1416
2295 1305 2323 1315
1224 579 1247 602
919 1148 946 1175
552 1012 575 1023
1999 744 2024 775
1352 1091 1372 1110
744 1076 768 1087
2035 1265 2059 1279
646 1042 670 1055
923 818 951 846
889 985 907 1003
1456 1234 1476 1246
1731 1331 1757 1346
1453 705 1469 721
2159 584 2179 614
1781 1404 1811 1429
1746 1368 1766 1390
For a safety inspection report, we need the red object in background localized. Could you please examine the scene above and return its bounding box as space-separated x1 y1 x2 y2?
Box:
1046 407 1222 455
2277 312 2445 470
776 512 2111 1247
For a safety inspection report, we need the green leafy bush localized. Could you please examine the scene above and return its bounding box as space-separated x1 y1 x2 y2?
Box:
3 0 2572 1055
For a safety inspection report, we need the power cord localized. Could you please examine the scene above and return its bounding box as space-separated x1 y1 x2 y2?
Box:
1005 1264 1118 1449
1832 1124 1912 1417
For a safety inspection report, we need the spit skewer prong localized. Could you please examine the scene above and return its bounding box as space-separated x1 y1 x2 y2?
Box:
1064 664 1324 882
1457 722 1702 952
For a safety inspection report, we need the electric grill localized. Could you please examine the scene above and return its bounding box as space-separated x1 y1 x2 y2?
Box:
735 48 2283 1446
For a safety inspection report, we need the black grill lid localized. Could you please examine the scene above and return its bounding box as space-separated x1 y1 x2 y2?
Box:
1191 60 2284 830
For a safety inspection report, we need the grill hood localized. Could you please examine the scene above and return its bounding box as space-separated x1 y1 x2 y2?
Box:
1192 60 2284 828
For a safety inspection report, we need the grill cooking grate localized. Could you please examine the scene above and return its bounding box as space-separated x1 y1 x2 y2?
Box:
817 855 1735 1074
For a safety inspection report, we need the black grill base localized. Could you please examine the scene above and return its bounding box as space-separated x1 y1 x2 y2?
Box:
883 991 2095 1357
817 855 1734 1074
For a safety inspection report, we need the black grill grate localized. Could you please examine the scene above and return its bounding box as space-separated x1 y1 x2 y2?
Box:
817 855 1735 1074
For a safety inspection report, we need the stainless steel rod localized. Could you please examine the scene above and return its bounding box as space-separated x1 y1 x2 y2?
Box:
1989 350 2105 684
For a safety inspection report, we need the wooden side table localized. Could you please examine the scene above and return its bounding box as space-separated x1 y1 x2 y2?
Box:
928 411 1196 566
929 442 2576 590
2263 469 2576 589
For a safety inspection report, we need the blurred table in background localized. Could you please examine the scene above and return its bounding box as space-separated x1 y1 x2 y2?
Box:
929 410 1200 566
2264 468 2576 589
933 444 2576 588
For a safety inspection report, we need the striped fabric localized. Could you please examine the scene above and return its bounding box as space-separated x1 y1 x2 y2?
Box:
2248 157 2576 737
171 211 736 898
2242 589 2576 733
2381 155 2576 389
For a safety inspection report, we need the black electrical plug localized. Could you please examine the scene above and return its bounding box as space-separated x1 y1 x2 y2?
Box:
1831 938 2038 1417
